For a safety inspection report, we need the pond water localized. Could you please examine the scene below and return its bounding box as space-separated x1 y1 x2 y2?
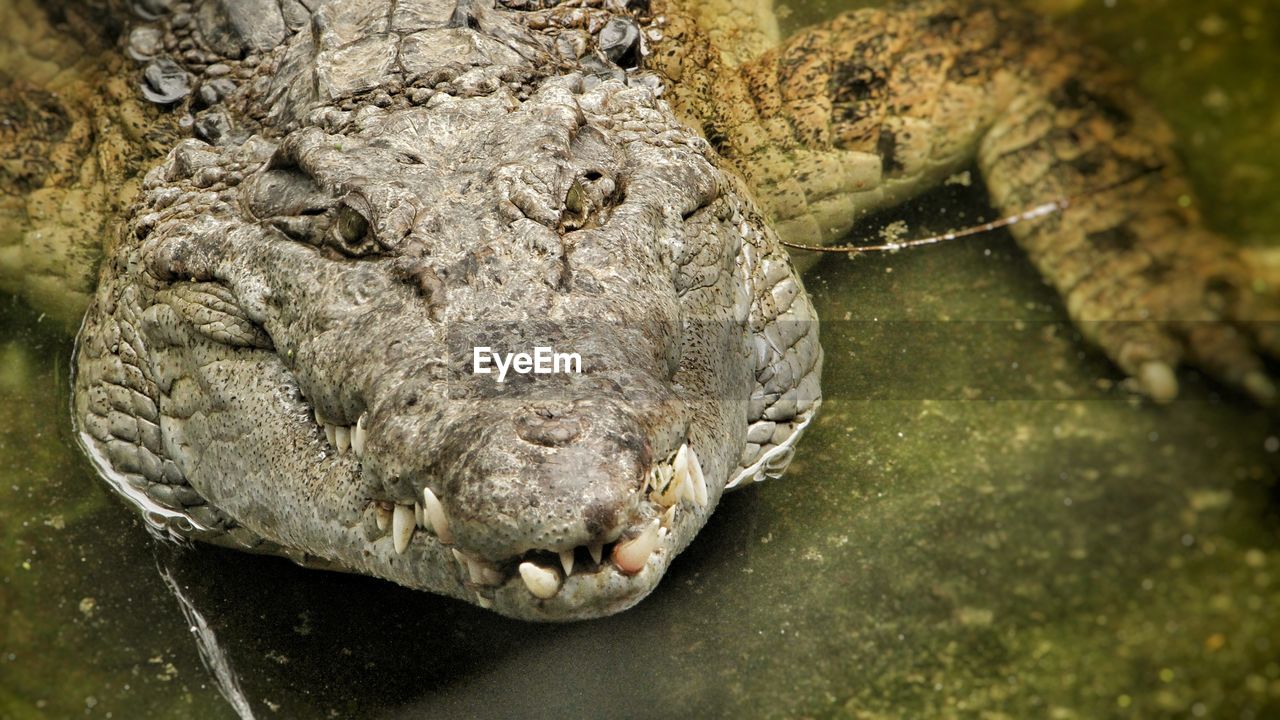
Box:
2 1 1279 718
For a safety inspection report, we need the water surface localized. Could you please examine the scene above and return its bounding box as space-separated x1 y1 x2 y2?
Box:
2 1 1279 718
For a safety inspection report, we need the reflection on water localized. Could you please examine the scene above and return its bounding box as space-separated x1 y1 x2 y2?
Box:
3 1 1280 718
156 562 257 720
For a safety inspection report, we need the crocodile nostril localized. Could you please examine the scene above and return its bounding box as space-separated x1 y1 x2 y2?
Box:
515 404 584 447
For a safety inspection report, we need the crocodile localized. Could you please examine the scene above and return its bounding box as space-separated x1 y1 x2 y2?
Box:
0 0 1276 621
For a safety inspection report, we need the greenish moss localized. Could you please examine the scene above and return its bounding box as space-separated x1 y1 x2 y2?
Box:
1 1 1278 718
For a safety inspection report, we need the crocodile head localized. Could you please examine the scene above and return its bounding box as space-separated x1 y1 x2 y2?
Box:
73 4 821 620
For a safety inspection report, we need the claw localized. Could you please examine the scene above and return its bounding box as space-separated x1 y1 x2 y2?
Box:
1243 371 1277 406
1139 362 1178 404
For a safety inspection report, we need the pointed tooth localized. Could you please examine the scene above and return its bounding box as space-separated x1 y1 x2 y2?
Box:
324 423 337 448
452 549 502 585
466 557 503 585
676 471 694 504
661 505 676 528
392 504 415 554
422 487 453 543
475 593 493 609
673 443 689 480
654 451 685 507
666 444 691 506
314 407 324 426
352 413 367 457
414 502 424 528
650 464 672 494
518 561 561 599
660 466 685 507
335 425 351 454
688 446 708 508
612 519 660 575
588 542 603 565
558 549 575 576
374 502 393 532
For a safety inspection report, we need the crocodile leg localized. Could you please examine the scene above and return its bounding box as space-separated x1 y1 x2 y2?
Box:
0 0 172 330
653 0 1280 403
662 0 780 67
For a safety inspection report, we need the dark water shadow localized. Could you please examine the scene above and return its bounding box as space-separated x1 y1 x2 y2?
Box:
148 486 765 719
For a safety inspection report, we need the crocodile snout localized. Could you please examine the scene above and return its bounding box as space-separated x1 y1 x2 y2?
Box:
404 396 656 560
514 402 586 447
339 358 700 612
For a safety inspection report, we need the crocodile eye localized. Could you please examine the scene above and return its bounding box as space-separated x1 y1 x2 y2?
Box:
329 205 379 257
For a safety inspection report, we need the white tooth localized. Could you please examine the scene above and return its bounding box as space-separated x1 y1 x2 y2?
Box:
422 487 453 543
414 502 424 528
476 593 493 609
657 465 685 507
461 554 502 585
676 480 693 505
324 423 336 448
392 504 415 554
656 444 690 507
673 443 689 480
481 565 503 585
649 465 671 494
518 561 561 599
335 425 351 454
352 413 367 457
374 503 393 532
452 548 468 569
612 519 660 575
663 444 707 509
688 446 708 508
558 549 575 576
314 407 324 426
662 505 676 528
588 542 603 565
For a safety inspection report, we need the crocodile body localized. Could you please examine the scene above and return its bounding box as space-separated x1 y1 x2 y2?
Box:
1 0 1276 620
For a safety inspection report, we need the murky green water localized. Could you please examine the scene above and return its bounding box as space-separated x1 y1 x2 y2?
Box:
3 1 1279 718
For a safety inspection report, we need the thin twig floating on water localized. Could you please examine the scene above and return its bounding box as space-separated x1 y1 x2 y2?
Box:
780 166 1164 254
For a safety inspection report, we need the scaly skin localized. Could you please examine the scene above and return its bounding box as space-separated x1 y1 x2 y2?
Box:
655 0 1280 401
69 0 821 621
0 0 1273 620
0 0 175 327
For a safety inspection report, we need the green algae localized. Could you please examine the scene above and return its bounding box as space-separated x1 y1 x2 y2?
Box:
2 1 1279 718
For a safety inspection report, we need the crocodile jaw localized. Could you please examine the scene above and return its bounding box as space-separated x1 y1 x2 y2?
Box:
71 69 825 619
